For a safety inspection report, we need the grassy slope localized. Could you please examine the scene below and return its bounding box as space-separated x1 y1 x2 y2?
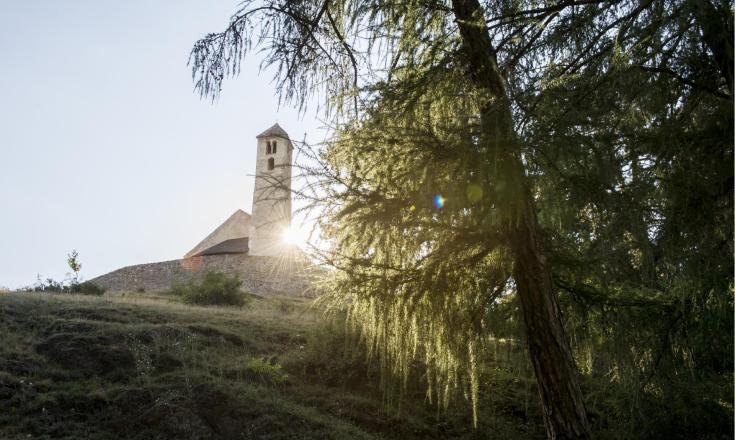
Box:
0 292 543 440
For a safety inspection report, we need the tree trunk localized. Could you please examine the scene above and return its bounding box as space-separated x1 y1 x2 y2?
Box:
511 200 592 439
693 0 734 95
450 0 591 437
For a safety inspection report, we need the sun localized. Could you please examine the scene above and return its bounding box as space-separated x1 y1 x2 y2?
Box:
282 224 308 247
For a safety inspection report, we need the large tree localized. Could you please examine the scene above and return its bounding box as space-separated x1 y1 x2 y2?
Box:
191 1 733 438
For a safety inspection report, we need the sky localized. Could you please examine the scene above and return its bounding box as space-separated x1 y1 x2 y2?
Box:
0 0 322 288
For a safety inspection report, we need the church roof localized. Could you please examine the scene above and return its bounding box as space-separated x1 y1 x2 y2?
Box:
184 209 251 258
190 237 249 257
256 123 290 139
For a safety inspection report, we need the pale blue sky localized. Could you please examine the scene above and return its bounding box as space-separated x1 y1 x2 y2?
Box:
0 0 321 288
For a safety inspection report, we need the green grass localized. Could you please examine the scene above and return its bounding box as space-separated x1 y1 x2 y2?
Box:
0 291 543 439
4 290 729 439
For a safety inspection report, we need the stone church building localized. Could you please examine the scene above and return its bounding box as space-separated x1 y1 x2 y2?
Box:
90 124 314 296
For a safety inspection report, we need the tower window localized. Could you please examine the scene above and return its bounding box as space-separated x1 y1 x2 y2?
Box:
272 141 277 154
266 141 272 154
268 157 275 170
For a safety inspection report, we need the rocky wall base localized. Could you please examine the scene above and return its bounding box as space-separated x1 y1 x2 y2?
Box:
88 254 318 297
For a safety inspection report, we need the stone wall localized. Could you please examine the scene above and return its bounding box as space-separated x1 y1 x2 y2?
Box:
88 254 318 297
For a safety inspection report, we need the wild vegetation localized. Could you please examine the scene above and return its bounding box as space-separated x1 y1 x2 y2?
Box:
23 251 106 295
168 271 249 307
1 290 551 439
190 0 733 438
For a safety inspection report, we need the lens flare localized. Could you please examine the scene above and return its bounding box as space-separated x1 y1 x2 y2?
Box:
282 224 307 247
433 194 446 209
466 184 483 203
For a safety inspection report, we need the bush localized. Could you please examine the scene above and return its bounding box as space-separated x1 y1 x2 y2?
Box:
284 312 368 388
26 276 105 295
68 281 106 296
278 299 295 315
170 272 248 307
244 356 289 384
33 277 64 292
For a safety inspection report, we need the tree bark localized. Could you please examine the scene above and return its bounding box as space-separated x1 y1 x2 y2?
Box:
450 0 591 437
510 200 592 439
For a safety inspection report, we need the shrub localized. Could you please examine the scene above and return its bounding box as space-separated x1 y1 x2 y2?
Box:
284 312 368 388
26 275 105 295
69 281 106 296
167 283 187 297
170 272 248 307
33 276 64 292
278 299 295 315
245 356 289 384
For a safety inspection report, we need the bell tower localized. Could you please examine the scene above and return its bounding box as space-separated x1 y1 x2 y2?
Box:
249 123 293 256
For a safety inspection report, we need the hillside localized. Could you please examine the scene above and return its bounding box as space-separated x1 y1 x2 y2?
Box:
0 291 543 440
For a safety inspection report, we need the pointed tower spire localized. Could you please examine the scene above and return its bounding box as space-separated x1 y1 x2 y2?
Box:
256 123 290 140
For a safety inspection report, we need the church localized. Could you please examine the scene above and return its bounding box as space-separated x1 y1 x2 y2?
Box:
89 124 314 296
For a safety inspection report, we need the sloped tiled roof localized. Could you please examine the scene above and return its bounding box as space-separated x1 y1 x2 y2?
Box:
190 237 249 257
256 123 290 139
184 210 251 258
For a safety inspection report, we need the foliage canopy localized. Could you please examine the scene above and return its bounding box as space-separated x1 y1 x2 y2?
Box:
191 0 733 437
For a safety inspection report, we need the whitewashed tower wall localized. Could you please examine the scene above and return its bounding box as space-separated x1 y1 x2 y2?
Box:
248 125 292 256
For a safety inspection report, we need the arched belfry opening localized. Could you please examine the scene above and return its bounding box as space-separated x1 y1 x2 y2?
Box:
272 141 277 154
266 141 272 154
267 157 275 170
